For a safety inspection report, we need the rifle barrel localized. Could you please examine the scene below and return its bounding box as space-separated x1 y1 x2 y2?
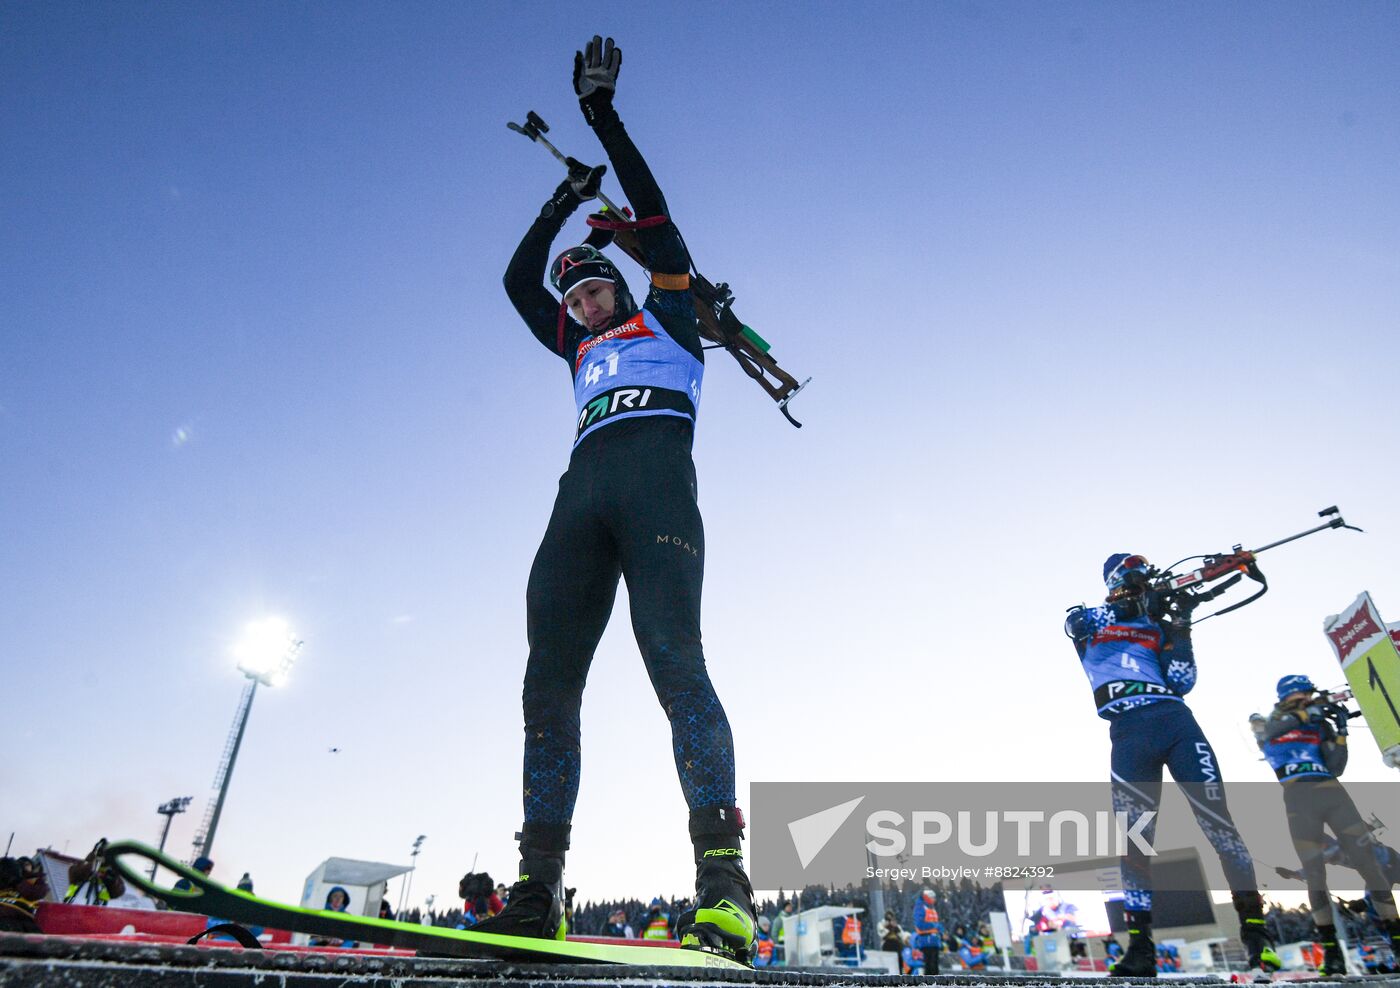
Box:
1252 517 1344 555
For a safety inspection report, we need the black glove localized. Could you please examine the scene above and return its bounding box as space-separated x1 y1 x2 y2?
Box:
539 159 607 220
1153 588 1199 627
573 35 621 126
566 156 606 201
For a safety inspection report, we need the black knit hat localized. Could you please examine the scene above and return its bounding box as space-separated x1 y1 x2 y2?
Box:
549 245 636 325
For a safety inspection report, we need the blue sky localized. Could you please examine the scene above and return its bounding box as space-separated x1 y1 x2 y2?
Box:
3 1 1398 910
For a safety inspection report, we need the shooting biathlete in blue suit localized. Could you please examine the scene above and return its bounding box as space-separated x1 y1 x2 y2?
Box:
480 36 754 964
1260 674 1400 974
1065 553 1279 978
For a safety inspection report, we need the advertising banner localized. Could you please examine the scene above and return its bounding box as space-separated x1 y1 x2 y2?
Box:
1324 593 1400 765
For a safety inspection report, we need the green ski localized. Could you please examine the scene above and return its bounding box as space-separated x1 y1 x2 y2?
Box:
103 841 749 970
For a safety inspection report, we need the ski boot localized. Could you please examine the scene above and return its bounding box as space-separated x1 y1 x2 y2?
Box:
467 823 568 940
677 807 756 965
1317 926 1346 977
1109 913 1157 978
1233 892 1282 974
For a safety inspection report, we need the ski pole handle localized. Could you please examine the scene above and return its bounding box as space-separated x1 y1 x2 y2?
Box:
507 111 569 165
508 111 628 217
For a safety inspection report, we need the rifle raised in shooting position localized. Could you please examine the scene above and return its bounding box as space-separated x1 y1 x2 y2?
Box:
1131 506 1362 626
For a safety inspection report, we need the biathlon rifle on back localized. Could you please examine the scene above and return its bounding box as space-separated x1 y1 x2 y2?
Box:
1138 506 1362 626
508 110 811 427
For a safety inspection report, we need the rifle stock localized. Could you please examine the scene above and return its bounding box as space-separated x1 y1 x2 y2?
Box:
606 226 809 424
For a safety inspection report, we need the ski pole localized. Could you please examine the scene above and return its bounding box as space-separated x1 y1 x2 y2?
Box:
508 111 629 218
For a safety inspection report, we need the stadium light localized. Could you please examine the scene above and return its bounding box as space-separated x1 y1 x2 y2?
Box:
191 619 303 858
397 835 426 917
232 616 301 687
151 796 193 880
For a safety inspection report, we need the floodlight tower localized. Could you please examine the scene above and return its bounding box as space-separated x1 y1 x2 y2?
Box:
151 796 193 880
191 618 302 860
397 835 426 917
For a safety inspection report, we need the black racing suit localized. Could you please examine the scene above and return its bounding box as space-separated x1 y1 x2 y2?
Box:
501 102 735 830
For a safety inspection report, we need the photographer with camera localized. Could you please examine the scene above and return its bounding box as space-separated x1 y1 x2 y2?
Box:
65 840 126 906
457 871 504 928
1066 553 1279 978
0 856 49 933
1261 675 1400 973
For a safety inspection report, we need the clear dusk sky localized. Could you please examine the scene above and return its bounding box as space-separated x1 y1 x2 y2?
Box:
3 1 1398 911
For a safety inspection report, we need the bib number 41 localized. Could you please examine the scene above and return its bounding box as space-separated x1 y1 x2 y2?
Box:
583 352 619 387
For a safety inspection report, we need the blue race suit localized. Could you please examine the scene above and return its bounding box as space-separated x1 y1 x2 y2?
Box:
1261 700 1341 782
1065 605 1196 719
1067 601 1257 914
571 308 703 448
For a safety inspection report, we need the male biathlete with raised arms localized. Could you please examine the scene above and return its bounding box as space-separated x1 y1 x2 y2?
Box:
477 36 754 964
1065 553 1279 978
